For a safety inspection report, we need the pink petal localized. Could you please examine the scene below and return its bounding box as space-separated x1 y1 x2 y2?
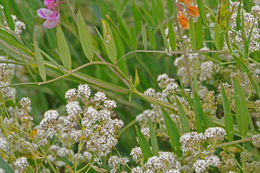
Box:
37 8 55 19
42 20 59 29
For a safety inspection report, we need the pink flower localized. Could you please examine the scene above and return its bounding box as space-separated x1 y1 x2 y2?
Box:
44 0 58 9
37 8 60 29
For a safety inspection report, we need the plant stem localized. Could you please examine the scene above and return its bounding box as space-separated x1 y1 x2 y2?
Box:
172 0 194 92
214 138 251 148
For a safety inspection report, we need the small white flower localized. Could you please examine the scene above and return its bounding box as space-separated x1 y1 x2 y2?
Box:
193 159 208 173
93 92 107 102
78 84 91 99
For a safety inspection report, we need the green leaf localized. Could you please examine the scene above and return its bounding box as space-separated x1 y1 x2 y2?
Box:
189 19 197 50
135 126 153 162
142 25 147 50
161 107 181 156
167 0 173 17
160 27 169 52
193 76 212 132
130 27 137 49
3 0 15 31
243 0 253 12
196 18 203 50
77 12 94 61
221 85 233 141
102 19 117 64
34 39 46 81
215 23 224 50
233 79 250 137
175 97 190 133
132 2 142 34
235 2 241 31
148 119 159 156
196 0 207 26
149 29 156 50
57 25 72 69
155 0 164 23
168 22 176 51
0 29 31 55
0 157 14 173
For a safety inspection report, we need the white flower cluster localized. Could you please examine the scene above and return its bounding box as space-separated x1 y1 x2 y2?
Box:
131 151 181 173
252 134 260 148
228 2 260 52
33 84 123 166
193 155 220 173
108 155 129 173
0 63 16 103
14 157 29 173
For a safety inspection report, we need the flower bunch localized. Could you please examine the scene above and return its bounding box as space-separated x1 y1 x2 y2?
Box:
37 0 63 29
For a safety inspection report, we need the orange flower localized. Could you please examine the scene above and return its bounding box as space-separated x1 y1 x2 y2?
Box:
187 5 200 17
178 14 189 29
179 0 193 5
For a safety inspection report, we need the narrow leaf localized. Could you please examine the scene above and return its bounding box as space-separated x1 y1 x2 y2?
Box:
148 119 159 156
168 22 176 51
193 76 212 132
135 126 153 162
234 79 250 137
3 0 15 31
102 19 117 64
175 97 190 133
196 17 203 50
189 19 197 50
132 2 142 33
161 108 181 156
34 39 46 81
77 12 93 61
156 0 164 23
167 0 173 17
142 25 147 50
196 0 207 26
57 25 72 69
149 29 156 49
215 23 224 50
221 85 233 141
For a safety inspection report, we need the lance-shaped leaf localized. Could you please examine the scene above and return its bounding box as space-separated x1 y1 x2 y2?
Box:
135 126 153 162
77 12 93 61
196 0 207 26
234 79 250 137
3 0 15 31
149 28 156 49
221 85 233 141
102 19 117 64
168 22 176 51
148 119 159 156
161 107 181 156
193 76 212 132
175 97 190 133
132 2 142 34
57 25 72 70
34 39 46 81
